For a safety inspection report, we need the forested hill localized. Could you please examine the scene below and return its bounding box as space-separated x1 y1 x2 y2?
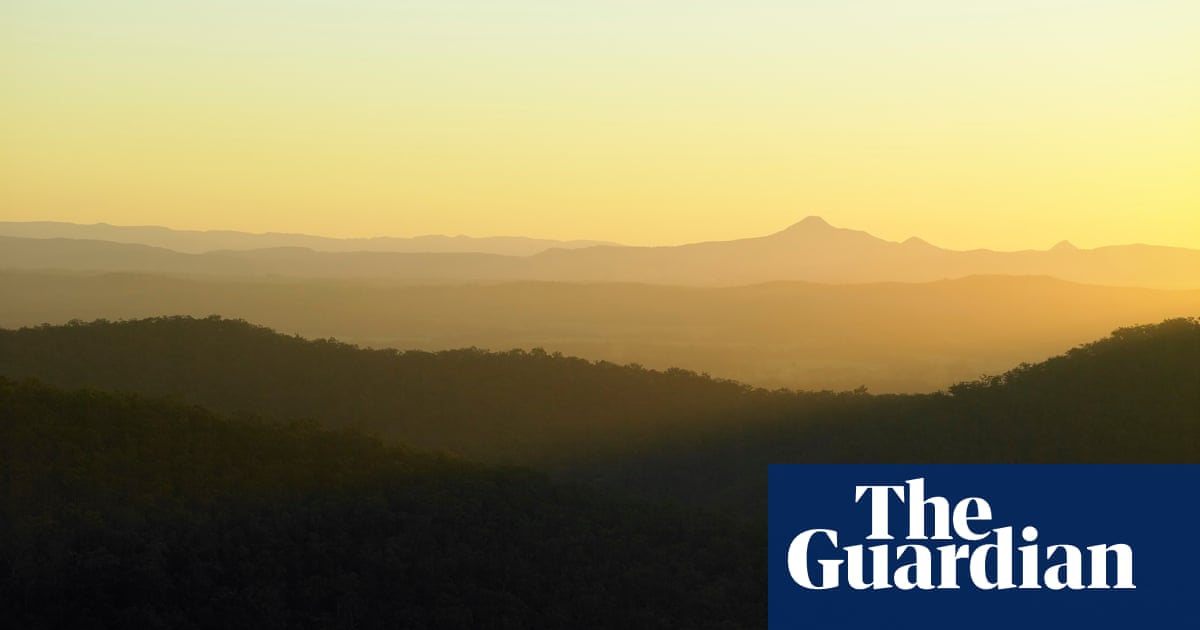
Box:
841 316 1200 462
0 316 861 464
592 318 1200 510
1 316 1197 511
0 377 763 628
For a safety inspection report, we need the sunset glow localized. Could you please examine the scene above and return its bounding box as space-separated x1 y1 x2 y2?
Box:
3 1 1198 249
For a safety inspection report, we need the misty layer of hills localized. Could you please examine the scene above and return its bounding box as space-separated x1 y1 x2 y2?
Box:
4 270 1199 392
3 217 1198 288
0 221 615 256
5 217 1196 393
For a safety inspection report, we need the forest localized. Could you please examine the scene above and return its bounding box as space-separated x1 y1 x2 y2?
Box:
1 315 1198 627
0 377 763 628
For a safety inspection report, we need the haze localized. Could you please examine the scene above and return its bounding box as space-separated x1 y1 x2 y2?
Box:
3 1 1199 250
3 217 1199 392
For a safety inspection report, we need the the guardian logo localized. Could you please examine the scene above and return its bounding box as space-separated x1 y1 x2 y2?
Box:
787 477 1135 591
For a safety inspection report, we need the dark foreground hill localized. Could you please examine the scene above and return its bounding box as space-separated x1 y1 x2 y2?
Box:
0 316 842 465
590 317 1200 510
0 377 763 629
1 316 1197 511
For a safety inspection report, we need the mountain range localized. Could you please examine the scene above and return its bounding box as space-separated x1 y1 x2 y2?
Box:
0 221 616 256
2 217 1197 288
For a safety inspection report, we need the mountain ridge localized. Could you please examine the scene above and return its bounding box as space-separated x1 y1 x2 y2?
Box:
2 217 1198 289
1 315 1197 510
0 220 617 256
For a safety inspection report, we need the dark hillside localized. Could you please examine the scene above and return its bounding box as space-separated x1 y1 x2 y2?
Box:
0 316 845 464
586 318 1200 511
2 317 1197 513
0 377 763 629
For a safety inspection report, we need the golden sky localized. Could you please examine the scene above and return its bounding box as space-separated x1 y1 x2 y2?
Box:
2 1 1198 250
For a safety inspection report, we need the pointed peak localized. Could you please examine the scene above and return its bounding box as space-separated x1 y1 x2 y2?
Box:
779 216 835 233
902 236 932 247
1051 240 1078 251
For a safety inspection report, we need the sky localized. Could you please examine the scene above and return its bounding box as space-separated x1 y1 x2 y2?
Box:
2 0 1198 250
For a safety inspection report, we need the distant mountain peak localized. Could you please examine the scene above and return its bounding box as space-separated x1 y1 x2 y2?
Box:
776 216 837 235
796 215 832 229
1052 240 1078 252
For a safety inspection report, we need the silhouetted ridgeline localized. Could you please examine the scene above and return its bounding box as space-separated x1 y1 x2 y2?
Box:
0 316 1196 627
0 316 1197 512
0 316 862 464
4 216 1200 288
0 221 617 255
0 377 763 628
585 318 1200 510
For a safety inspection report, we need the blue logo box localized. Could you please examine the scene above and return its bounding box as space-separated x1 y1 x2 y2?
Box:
768 465 1199 628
